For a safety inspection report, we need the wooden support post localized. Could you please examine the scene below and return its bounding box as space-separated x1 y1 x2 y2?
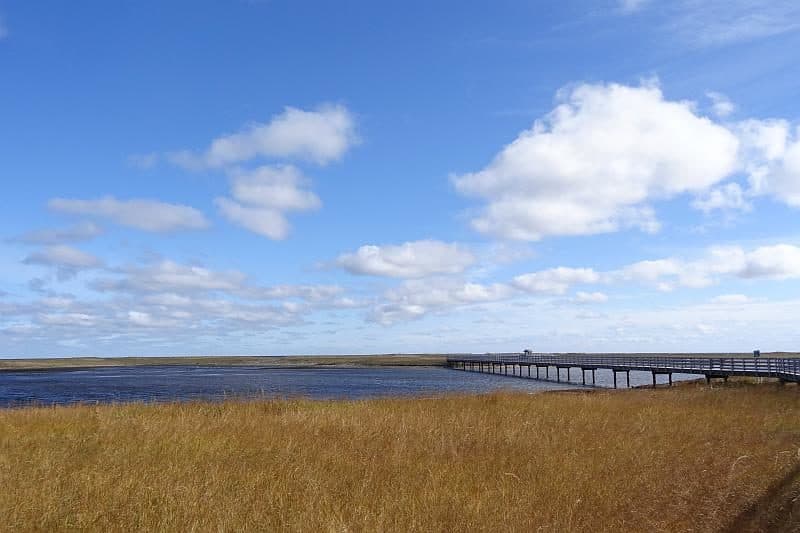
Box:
626 371 630 388
546 366 549 379
557 368 561 382
567 367 571 382
652 372 656 388
669 373 672 386
528 365 531 378
592 369 595 385
705 374 711 384
613 371 617 389
582 369 586 385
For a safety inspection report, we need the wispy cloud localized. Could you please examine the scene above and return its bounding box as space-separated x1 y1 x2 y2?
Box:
618 0 649 14
49 196 210 233
23 245 103 280
12 222 103 245
672 1 800 47
128 152 159 169
626 0 800 47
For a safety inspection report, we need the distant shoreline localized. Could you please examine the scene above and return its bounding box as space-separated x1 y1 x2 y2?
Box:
3 352 799 373
0 354 450 372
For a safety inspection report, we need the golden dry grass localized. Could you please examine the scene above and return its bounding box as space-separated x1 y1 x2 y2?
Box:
1 385 799 532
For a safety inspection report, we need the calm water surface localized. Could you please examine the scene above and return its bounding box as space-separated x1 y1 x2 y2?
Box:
0 366 581 407
0 365 702 407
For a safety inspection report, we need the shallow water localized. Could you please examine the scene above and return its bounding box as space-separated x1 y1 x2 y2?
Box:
0 365 703 407
0 365 576 407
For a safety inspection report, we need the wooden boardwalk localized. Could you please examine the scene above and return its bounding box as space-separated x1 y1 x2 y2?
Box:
446 353 800 388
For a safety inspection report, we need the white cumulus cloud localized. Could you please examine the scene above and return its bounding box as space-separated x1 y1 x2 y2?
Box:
170 104 358 169
453 82 739 240
215 165 321 239
337 240 476 278
740 244 800 279
707 91 736 118
692 182 751 212
737 120 800 208
513 267 600 295
93 260 246 294
369 279 512 325
49 196 209 233
617 244 800 289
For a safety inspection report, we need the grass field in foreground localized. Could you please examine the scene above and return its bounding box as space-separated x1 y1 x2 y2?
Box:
1 385 799 532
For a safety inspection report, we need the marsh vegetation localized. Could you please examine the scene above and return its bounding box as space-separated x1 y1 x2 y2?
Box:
1 384 798 531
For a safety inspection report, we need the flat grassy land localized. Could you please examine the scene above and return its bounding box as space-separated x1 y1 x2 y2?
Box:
0 354 448 371
2 352 798 373
1 384 799 532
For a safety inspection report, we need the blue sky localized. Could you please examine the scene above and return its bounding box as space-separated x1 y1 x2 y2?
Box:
2 0 800 357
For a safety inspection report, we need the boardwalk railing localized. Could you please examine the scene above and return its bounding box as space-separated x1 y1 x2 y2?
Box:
446 353 800 386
